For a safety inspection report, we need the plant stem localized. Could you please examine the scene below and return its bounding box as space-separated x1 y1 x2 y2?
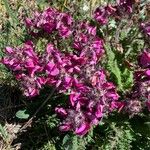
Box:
19 87 57 132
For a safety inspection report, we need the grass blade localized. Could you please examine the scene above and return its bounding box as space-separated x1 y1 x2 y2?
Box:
2 0 19 26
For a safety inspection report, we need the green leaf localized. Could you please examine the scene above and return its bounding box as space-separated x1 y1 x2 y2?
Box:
16 109 29 119
105 44 123 91
104 44 133 91
36 0 48 10
0 124 8 140
62 134 78 150
122 68 133 89
109 20 116 28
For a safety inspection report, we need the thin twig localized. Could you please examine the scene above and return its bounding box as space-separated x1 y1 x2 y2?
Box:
19 87 57 132
0 104 25 112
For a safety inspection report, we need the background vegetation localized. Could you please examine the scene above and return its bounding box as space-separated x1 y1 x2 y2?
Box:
0 0 150 150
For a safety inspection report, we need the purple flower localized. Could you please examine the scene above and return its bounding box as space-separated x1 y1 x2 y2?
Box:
55 107 67 116
94 5 116 25
16 74 41 97
129 52 150 113
125 99 142 117
146 100 150 111
25 58 42 77
5 47 14 53
58 25 72 38
1 7 123 136
106 91 119 100
25 8 73 38
69 91 81 106
87 25 97 36
141 23 150 36
75 123 90 136
94 7 108 25
56 13 73 28
117 0 133 13
25 18 33 27
56 13 73 38
56 68 119 135
36 77 46 88
95 104 104 118
110 101 125 112
138 50 150 68
45 62 60 76
137 80 150 100
1 42 45 97
59 124 71 131
145 70 150 77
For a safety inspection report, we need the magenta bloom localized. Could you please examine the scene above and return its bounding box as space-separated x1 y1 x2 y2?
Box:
25 8 73 38
94 5 116 25
45 62 60 76
56 13 73 38
94 7 108 25
1 42 45 97
55 107 67 116
59 124 71 131
2 41 42 77
1 7 123 136
75 123 90 136
110 101 125 112
16 74 45 97
138 50 150 68
131 50 150 113
146 100 150 111
125 99 142 117
56 69 119 135
117 0 133 13
141 23 150 36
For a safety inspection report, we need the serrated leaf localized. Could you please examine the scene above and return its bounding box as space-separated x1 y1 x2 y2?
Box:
0 124 8 140
105 44 123 91
16 109 29 119
105 44 133 91
122 68 133 89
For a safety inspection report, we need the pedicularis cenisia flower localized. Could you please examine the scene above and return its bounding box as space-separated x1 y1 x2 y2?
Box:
124 50 150 116
25 7 73 38
93 0 134 25
2 0 149 135
1 41 45 97
136 50 150 112
141 23 150 37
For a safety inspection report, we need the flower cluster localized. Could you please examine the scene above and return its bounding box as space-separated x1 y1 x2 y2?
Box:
1 6 123 135
56 70 121 135
137 50 150 111
94 0 134 25
94 5 116 25
93 0 150 117
124 50 150 115
1 41 45 97
25 7 73 38
141 23 150 37
124 99 142 117
1 39 120 135
117 0 133 13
